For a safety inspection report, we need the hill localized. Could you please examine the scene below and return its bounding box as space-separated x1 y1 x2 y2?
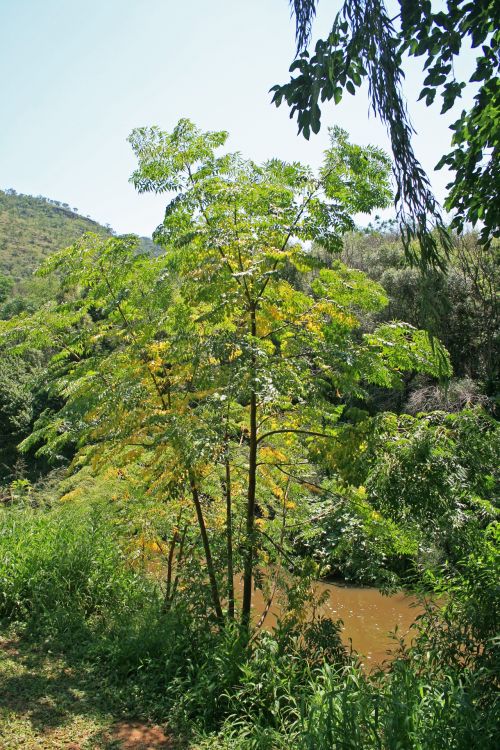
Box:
0 189 111 283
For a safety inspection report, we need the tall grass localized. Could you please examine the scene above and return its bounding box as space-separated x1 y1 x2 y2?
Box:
0 500 247 721
297 659 497 750
0 501 151 639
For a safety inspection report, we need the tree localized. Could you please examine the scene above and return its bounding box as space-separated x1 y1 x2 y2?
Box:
338 227 500 395
273 1 500 264
0 353 44 479
0 119 451 634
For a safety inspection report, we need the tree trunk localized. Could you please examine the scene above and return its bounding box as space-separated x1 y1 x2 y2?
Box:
189 472 224 623
242 306 257 630
163 529 178 610
224 449 235 619
170 524 188 603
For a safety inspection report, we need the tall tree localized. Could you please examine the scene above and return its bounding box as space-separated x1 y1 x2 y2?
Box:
0 120 451 634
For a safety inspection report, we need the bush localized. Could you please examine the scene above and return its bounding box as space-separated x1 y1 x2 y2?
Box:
310 409 499 584
299 485 419 585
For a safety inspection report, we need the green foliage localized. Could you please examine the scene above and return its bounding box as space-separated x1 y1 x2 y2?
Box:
207 542 500 748
0 354 46 479
274 0 500 259
366 410 499 529
296 655 497 749
337 227 500 395
0 188 117 329
0 500 152 639
418 522 499 676
0 119 450 630
0 272 12 303
0 103 496 749
0 497 497 748
309 408 499 583
2 117 495 745
201 554 499 748
301 485 419 585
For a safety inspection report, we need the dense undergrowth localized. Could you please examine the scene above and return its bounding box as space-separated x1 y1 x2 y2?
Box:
1 498 498 749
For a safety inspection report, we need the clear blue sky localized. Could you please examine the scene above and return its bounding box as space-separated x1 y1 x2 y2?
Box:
0 0 477 237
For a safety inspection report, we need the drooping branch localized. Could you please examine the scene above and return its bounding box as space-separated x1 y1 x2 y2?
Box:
276 1 452 268
290 0 317 52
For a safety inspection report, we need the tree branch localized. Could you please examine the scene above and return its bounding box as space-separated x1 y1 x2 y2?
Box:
257 427 335 445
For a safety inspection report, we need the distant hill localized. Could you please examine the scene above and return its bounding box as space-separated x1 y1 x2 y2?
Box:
0 189 112 283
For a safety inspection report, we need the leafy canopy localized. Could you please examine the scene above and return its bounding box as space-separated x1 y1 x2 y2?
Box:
274 1 500 263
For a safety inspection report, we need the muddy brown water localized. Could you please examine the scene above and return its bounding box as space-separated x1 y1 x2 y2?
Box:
147 558 421 666
237 578 422 666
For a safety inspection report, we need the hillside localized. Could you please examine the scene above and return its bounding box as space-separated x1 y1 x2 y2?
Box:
0 189 112 283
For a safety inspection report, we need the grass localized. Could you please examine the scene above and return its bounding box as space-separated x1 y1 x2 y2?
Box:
0 631 176 749
0 631 116 749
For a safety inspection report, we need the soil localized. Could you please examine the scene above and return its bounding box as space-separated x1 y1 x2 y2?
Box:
109 722 174 749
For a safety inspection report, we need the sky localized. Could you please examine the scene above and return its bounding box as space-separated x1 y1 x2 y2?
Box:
0 0 478 237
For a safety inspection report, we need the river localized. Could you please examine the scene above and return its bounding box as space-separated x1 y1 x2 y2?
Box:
243 578 421 665
148 556 421 665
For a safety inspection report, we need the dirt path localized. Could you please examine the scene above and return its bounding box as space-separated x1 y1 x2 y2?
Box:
0 635 174 749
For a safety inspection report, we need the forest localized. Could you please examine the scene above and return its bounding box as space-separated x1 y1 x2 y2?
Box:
0 2 499 749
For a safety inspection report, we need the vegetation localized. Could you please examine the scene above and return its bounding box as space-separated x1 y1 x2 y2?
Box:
0 189 110 283
0 189 110 326
337 225 500 397
0 496 497 748
274 0 500 261
305 408 499 584
0 189 156 319
0 119 498 747
1 121 450 624
0 191 162 481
